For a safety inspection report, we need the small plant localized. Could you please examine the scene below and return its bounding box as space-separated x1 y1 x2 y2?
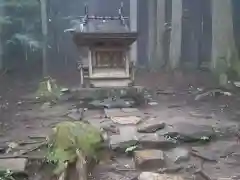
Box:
0 170 15 180
36 77 62 101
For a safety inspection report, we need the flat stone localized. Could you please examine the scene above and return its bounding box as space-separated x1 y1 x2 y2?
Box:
134 150 167 170
138 172 184 180
165 122 215 142
40 102 51 110
137 118 165 133
0 158 27 172
167 147 190 163
102 124 120 134
96 171 138 180
109 126 138 151
111 116 142 125
157 165 183 174
67 109 83 121
105 108 144 125
223 144 240 157
191 148 218 162
105 108 143 117
138 134 176 149
90 98 133 109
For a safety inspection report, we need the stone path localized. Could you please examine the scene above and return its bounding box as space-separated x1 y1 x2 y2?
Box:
1 88 240 180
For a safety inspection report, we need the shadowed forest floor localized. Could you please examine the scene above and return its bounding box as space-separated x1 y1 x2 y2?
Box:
1 69 240 179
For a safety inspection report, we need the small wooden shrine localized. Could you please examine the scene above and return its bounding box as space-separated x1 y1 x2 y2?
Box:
71 3 138 87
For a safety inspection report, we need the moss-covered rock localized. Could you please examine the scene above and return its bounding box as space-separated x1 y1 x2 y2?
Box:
47 121 103 175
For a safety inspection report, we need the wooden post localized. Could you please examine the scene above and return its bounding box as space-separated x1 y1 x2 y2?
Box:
169 0 183 70
40 0 48 76
130 0 138 64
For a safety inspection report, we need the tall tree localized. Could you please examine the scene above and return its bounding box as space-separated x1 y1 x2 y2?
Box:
147 0 157 69
40 0 48 76
130 0 137 64
211 0 239 80
155 0 166 68
169 0 182 70
0 8 3 70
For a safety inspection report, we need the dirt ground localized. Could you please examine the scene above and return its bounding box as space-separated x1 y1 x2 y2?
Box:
1 69 240 179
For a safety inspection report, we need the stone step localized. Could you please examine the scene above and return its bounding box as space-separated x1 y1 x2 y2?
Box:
0 158 28 172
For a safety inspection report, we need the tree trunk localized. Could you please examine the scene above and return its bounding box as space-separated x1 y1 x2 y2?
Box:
155 0 166 68
0 35 3 71
148 0 157 69
169 0 183 70
40 0 48 76
211 0 238 75
0 5 4 70
130 0 138 64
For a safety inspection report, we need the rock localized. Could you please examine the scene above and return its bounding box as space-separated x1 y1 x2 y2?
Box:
40 102 51 110
195 89 232 101
105 108 143 117
109 126 138 151
165 122 215 142
0 158 28 172
102 124 120 134
157 166 183 174
111 116 142 125
148 102 158 106
105 108 144 125
137 118 165 133
67 109 83 121
89 98 133 109
138 134 176 149
134 150 167 170
96 171 138 180
191 148 218 162
138 172 184 180
189 112 213 119
167 147 190 163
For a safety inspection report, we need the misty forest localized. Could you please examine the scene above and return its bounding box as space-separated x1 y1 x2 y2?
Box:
1 0 240 180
